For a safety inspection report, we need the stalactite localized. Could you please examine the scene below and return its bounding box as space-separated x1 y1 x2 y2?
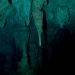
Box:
32 0 47 46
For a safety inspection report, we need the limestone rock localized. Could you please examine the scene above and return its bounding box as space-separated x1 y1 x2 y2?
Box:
56 6 69 28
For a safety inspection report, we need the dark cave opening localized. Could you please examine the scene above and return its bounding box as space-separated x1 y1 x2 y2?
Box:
41 28 75 74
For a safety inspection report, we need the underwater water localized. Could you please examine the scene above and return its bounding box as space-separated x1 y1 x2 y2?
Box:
41 28 75 74
0 24 75 75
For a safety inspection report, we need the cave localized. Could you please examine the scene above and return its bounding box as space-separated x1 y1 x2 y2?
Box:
0 0 75 75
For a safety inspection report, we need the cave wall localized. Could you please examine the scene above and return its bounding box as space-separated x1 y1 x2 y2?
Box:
45 0 75 29
0 0 75 75
0 0 32 75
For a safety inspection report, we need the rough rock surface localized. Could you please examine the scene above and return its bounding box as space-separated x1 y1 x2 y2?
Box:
0 0 75 75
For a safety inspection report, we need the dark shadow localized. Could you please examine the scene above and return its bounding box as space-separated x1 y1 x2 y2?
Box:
42 28 75 74
12 40 23 72
8 0 12 4
42 9 47 43
0 53 6 75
